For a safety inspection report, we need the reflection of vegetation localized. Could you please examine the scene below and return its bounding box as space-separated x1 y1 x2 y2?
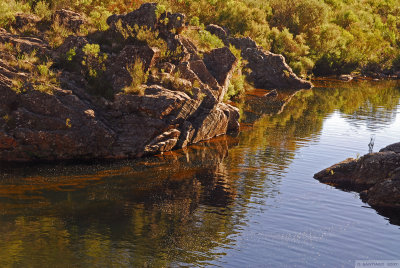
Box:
0 137 245 267
1 81 399 266
241 80 400 149
230 80 400 193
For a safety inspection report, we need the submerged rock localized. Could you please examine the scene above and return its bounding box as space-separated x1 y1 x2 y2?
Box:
314 142 400 209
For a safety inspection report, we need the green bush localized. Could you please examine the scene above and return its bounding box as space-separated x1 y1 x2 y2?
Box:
33 1 51 20
225 45 248 100
124 59 148 95
1 0 400 75
0 0 30 28
182 27 224 52
82 43 107 78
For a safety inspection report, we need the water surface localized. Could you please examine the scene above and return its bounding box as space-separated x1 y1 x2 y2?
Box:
1 80 399 267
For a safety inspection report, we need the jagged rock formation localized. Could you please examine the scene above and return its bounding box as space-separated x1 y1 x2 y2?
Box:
314 142 400 209
0 3 311 162
206 28 313 90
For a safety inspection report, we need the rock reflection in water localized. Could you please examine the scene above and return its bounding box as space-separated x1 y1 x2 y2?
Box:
0 80 400 267
0 136 245 267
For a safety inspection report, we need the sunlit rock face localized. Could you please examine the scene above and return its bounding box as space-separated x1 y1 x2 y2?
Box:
0 2 314 162
0 4 240 162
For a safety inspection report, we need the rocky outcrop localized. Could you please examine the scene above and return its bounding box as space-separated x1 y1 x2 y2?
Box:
12 13 41 30
314 142 400 209
229 37 312 89
203 47 238 101
107 3 158 30
0 4 242 162
0 28 49 54
205 28 313 90
0 3 313 162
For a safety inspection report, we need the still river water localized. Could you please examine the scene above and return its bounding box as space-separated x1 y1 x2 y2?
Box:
0 80 399 267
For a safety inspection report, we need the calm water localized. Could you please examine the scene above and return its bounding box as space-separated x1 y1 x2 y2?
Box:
0 80 400 267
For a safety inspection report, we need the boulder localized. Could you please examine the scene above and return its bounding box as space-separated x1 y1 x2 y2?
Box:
360 169 400 209
107 45 160 92
107 3 158 30
12 13 41 30
228 37 312 90
0 28 49 54
314 142 400 209
52 9 87 32
205 24 228 42
380 142 400 153
242 47 312 89
203 47 238 101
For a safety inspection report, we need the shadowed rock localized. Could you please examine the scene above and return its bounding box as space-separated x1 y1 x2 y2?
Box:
205 24 228 42
107 45 160 92
314 142 400 209
240 45 312 89
107 3 158 30
203 47 238 101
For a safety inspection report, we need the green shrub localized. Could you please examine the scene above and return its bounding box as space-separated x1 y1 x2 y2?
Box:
124 58 148 95
183 27 224 52
34 1 51 20
31 61 59 94
225 45 248 100
0 0 30 28
89 6 112 31
46 19 74 48
189 16 200 26
81 43 107 78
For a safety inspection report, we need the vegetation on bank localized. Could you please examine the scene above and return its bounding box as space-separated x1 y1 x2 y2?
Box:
1 0 399 77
